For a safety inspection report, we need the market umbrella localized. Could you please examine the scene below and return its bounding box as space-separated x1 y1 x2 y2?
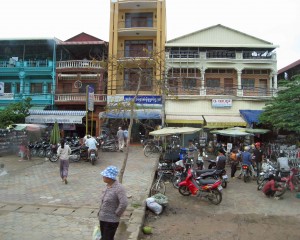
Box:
149 127 202 137
225 127 270 134
211 128 253 137
50 122 60 145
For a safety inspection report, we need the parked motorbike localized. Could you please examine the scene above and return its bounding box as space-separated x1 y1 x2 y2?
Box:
100 137 118 152
178 168 223 205
68 145 88 162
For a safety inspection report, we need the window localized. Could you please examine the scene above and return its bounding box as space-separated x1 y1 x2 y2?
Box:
31 83 42 93
4 82 11 93
182 78 197 90
16 83 20 93
206 79 220 88
124 68 152 91
124 40 153 57
125 13 153 28
242 79 255 89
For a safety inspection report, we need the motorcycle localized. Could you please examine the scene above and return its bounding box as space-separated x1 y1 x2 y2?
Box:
100 137 118 152
178 168 223 205
68 145 88 162
241 164 253 183
89 149 97 165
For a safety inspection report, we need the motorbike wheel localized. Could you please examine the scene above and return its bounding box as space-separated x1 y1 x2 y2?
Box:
49 154 58 163
46 150 52 158
207 189 222 205
144 145 152 157
38 149 45 158
178 185 191 196
31 149 37 157
274 186 287 197
221 180 227 188
244 174 251 183
172 175 182 189
257 179 267 190
257 174 265 185
70 152 81 162
150 180 166 196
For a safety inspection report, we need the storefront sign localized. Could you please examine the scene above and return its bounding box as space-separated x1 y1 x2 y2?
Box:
212 99 232 108
124 95 162 104
25 115 83 124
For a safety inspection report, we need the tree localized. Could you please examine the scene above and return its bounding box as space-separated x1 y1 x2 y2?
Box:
259 75 300 132
0 97 32 128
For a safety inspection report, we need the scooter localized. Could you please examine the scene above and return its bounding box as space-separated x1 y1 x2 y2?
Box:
89 149 97 165
178 168 223 205
241 164 253 183
100 137 118 152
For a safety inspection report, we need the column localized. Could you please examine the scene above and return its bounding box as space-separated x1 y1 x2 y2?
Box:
200 68 206 96
237 70 243 96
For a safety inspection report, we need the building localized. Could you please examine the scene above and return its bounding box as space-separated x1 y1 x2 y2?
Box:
0 39 56 110
277 59 300 81
164 24 278 142
104 0 166 140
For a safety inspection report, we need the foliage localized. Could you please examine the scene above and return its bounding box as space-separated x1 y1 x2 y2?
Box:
0 97 32 128
259 75 300 132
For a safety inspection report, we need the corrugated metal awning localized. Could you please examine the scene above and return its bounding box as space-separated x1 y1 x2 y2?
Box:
166 115 204 124
204 115 246 127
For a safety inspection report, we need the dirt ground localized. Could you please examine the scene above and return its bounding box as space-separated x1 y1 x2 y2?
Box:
141 171 300 240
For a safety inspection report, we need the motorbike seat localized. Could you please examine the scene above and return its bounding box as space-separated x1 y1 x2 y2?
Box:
197 178 218 185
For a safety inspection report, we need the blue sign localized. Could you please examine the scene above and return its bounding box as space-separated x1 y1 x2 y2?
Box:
124 95 162 104
88 86 94 111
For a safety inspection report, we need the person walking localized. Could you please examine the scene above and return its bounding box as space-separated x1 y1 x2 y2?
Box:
98 166 128 240
116 127 124 152
230 148 240 178
123 128 129 147
57 139 71 184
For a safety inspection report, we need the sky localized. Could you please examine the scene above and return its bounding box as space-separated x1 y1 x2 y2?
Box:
1 0 299 70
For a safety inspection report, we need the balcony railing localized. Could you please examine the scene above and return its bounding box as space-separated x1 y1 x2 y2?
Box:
57 73 101 80
56 60 105 69
55 94 107 103
117 49 156 59
0 59 53 68
118 20 157 29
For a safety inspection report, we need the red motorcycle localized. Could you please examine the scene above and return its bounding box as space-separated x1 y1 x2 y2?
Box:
178 168 223 205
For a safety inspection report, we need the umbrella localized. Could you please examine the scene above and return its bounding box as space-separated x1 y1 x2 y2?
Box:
50 122 60 145
224 127 270 134
13 124 47 132
149 127 202 137
211 128 253 137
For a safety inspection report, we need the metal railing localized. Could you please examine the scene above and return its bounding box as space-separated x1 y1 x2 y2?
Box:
118 20 157 29
56 60 105 69
55 94 107 103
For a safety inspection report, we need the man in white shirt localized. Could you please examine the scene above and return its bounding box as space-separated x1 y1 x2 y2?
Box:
85 135 98 159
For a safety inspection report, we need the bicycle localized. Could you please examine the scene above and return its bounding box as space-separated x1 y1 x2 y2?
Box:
144 140 162 157
150 164 175 195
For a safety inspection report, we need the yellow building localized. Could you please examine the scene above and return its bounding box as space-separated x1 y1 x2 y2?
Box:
104 0 166 139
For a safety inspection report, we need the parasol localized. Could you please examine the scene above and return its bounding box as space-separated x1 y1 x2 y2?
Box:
50 122 60 145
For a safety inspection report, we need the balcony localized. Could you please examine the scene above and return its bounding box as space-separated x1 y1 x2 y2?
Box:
118 20 157 36
55 94 107 103
56 60 105 71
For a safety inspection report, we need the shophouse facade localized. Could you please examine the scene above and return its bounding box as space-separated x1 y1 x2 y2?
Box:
0 39 56 109
104 0 166 140
164 24 278 140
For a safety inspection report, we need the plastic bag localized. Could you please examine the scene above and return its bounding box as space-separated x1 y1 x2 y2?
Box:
92 225 101 240
146 197 163 215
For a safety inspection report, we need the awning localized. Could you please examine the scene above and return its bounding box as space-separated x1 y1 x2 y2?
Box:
204 115 247 128
149 127 202 137
99 109 161 119
239 110 264 125
166 115 204 124
30 106 46 110
26 110 86 124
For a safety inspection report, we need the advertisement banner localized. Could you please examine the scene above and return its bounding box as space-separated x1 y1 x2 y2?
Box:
124 95 162 104
88 86 94 111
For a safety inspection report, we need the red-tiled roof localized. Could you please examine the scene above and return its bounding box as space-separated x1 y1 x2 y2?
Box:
278 59 300 74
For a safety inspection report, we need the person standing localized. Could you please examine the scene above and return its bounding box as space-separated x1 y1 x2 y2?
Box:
253 142 264 178
123 128 129 147
57 139 71 184
116 127 124 152
216 148 226 170
230 148 239 178
98 166 128 240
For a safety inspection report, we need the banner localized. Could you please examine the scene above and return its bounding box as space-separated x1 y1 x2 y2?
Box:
88 86 94 111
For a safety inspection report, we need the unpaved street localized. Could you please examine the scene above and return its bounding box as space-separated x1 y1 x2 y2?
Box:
142 175 300 240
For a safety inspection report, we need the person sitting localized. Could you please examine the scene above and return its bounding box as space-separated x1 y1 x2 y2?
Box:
262 174 282 199
85 135 98 160
238 146 255 178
